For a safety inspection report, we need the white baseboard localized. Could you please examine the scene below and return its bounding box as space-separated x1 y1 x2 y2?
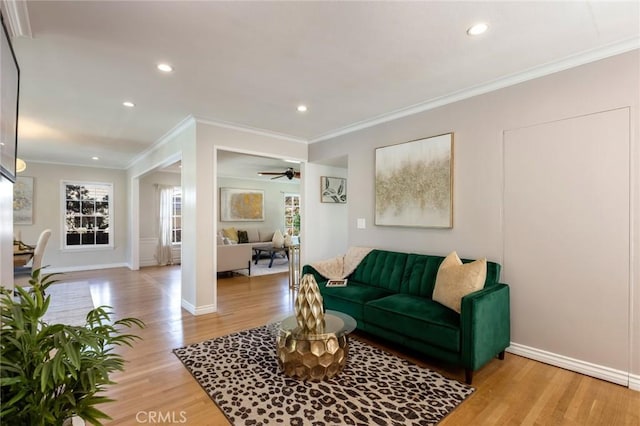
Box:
181 299 216 316
508 343 633 389
630 374 640 391
45 263 129 274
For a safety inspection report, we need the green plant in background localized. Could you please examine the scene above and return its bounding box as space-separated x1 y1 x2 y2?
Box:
293 212 301 236
0 269 144 426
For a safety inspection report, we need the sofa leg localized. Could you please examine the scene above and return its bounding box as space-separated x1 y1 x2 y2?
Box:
248 260 251 276
465 369 473 385
498 350 505 360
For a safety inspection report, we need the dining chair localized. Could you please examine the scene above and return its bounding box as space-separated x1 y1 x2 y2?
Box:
14 229 52 277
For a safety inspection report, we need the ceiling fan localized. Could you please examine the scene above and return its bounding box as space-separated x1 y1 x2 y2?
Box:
258 167 301 180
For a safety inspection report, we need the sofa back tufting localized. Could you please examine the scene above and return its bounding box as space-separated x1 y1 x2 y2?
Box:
350 250 408 292
349 250 501 299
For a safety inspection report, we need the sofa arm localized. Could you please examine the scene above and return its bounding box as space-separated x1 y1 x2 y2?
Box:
301 264 328 285
217 244 252 273
460 283 510 372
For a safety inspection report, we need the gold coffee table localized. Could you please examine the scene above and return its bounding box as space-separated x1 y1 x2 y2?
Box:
276 310 357 381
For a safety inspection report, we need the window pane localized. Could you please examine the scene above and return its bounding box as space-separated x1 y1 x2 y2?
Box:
67 201 80 215
95 202 109 216
67 233 81 246
96 231 109 245
81 202 95 215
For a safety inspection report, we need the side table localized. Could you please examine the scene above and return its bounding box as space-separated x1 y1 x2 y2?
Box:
275 310 357 381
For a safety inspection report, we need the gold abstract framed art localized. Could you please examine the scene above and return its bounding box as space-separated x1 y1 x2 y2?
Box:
220 188 265 221
375 133 453 228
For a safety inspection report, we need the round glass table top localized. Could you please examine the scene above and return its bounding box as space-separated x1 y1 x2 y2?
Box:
278 310 357 340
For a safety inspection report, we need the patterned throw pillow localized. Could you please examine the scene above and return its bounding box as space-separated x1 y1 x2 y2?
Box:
237 230 249 244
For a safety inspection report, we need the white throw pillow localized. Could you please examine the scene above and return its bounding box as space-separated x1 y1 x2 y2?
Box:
432 251 487 313
272 229 285 247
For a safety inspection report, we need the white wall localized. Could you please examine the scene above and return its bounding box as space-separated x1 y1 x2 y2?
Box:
308 50 639 386
128 117 307 316
12 162 128 272
303 164 348 262
217 176 299 236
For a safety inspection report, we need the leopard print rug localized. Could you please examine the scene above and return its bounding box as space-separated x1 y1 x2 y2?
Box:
173 324 474 425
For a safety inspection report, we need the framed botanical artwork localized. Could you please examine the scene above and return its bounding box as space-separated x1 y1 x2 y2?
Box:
375 132 453 228
321 176 347 203
220 188 264 221
13 176 33 225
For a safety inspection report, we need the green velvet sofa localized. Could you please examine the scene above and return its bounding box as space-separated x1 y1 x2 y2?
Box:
302 249 510 384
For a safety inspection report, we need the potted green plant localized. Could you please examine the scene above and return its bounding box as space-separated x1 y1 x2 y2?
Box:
0 269 144 426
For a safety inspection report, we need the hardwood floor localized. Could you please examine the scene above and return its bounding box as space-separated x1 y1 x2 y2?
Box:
29 266 640 425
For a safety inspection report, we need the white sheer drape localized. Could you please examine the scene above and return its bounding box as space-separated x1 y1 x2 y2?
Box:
155 184 174 266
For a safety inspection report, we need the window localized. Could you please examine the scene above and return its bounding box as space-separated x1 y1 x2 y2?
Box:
63 181 112 248
172 186 182 243
284 193 300 236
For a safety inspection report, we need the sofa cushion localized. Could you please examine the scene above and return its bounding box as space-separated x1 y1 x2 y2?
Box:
364 294 461 352
319 281 393 323
349 250 407 292
401 254 446 298
245 228 258 243
433 252 486 313
259 230 274 242
237 230 249 243
222 227 238 242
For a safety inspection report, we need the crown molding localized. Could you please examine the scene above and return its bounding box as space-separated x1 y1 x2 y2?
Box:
310 37 640 144
0 0 32 38
194 116 308 145
126 115 196 170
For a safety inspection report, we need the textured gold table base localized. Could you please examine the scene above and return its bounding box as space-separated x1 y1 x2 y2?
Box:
276 333 349 381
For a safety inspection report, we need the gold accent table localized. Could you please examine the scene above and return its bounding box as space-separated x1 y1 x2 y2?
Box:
276 310 357 381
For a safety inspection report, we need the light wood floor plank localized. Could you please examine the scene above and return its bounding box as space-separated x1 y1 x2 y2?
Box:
22 266 639 425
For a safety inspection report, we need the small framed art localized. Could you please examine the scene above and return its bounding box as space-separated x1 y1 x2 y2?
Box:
320 176 347 203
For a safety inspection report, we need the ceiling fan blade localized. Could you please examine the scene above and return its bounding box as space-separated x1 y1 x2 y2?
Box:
259 171 285 175
270 175 284 180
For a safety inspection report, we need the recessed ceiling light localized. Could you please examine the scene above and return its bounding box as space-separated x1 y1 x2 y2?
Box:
467 22 489 36
91 156 99 160
122 101 135 108
157 63 173 72
297 105 308 113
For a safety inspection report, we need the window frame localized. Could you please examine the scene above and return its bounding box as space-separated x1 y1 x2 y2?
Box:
283 192 300 236
171 186 182 245
61 180 114 250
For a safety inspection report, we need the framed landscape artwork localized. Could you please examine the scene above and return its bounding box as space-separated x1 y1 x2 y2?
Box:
320 176 347 203
13 176 33 225
375 133 453 228
220 188 264 221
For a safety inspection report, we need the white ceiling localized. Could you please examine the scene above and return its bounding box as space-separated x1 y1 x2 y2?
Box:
4 1 639 170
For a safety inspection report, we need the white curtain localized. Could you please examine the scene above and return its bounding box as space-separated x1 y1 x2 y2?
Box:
155 184 174 266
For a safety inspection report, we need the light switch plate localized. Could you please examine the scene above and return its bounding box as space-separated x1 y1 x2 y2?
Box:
357 218 366 229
